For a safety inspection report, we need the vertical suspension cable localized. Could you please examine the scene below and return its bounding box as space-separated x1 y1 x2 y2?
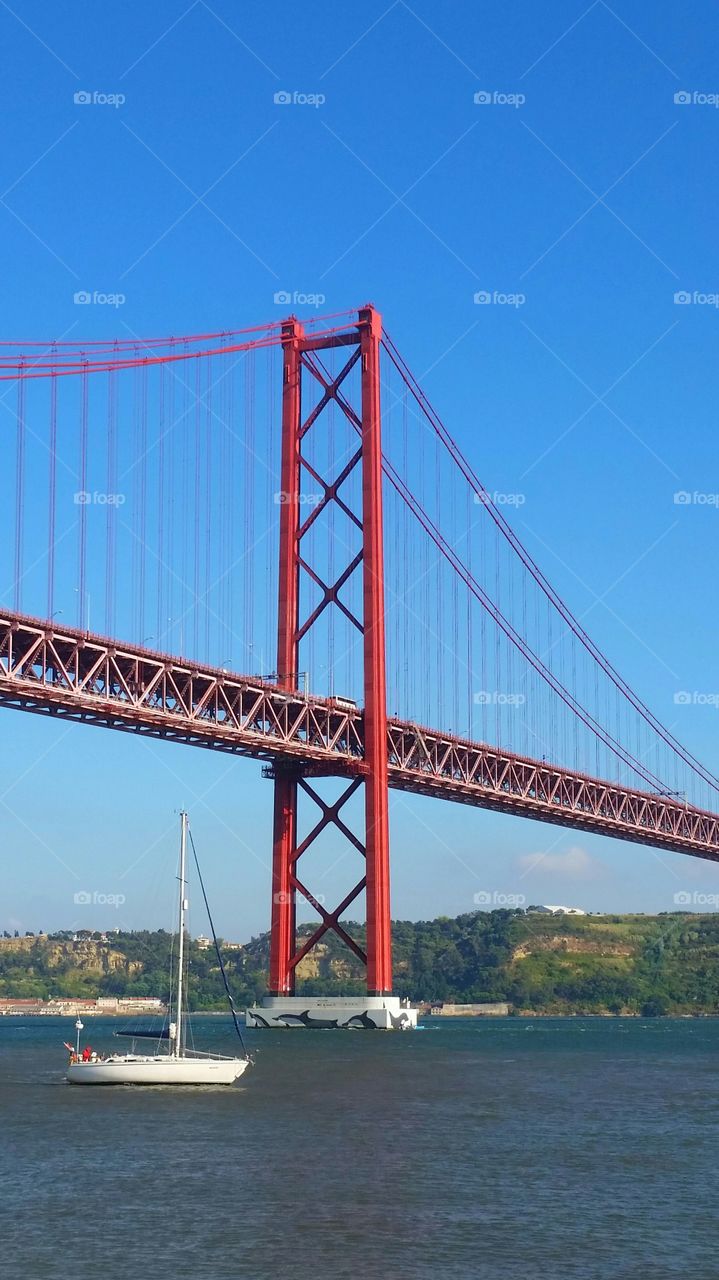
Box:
193 358 201 656
218 355 228 662
13 366 26 612
419 423 429 723
157 363 166 643
245 349 255 671
466 485 473 738
572 633 578 770
180 344 190 656
494 526 501 748
204 358 212 660
435 432 443 726
479 498 487 743
267 345 276 675
507 539 514 751
402 387 410 717
131 359 140 639
166 356 176 649
77 361 89 629
328 394 335 696
47 371 57 618
520 541 528 755
394 484 401 717
139 362 149 641
228 355 236 658
105 366 117 635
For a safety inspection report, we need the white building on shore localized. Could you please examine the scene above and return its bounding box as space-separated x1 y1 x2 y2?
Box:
529 904 586 916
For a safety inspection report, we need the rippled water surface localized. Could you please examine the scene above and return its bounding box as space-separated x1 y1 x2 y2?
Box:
2 1016 718 1278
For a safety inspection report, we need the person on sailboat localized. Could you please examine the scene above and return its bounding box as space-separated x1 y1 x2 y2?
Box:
82 1045 92 1062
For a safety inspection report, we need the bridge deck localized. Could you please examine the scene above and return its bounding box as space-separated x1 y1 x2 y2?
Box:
1 610 717 862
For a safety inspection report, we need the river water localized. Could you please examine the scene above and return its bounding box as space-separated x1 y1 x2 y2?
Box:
1 1015 717 1279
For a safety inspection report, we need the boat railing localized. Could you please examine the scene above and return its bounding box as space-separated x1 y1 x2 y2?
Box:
183 1048 245 1062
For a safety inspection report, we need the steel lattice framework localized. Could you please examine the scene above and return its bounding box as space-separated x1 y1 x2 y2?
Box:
269 307 391 996
2 608 718 862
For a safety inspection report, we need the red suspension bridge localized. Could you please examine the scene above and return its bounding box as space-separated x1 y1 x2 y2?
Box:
1 305 717 1016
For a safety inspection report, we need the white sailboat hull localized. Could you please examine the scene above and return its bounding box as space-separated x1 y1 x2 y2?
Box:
66 1054 249 1086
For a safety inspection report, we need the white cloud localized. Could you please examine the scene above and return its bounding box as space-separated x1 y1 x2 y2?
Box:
518 846 600 880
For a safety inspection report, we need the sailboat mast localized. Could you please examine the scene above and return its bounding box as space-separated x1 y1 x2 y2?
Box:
175 811 188 1058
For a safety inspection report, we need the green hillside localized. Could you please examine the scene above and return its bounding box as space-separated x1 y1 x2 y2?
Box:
2 910 719 1015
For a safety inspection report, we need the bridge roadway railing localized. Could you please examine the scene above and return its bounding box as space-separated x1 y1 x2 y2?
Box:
1 610 717 861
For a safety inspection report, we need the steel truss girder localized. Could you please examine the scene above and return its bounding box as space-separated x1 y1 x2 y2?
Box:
1 612 718 862
0 610 365 765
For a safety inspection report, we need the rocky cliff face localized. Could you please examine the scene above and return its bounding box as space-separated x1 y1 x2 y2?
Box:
512 935 634 960
0 936 140 975
295 941 363 984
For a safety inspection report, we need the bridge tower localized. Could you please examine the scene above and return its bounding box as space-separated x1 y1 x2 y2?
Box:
247 305 415 1030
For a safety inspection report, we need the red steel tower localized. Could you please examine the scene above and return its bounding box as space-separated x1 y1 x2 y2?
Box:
260 304 400 1024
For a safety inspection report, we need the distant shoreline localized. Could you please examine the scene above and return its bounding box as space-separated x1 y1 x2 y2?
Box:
4 912 719 1018
2 1008 718 1021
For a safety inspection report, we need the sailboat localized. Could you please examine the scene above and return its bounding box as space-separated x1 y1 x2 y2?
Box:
65 812 251 1086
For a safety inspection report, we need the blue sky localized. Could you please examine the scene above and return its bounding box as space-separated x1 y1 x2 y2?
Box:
2 0 719 938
